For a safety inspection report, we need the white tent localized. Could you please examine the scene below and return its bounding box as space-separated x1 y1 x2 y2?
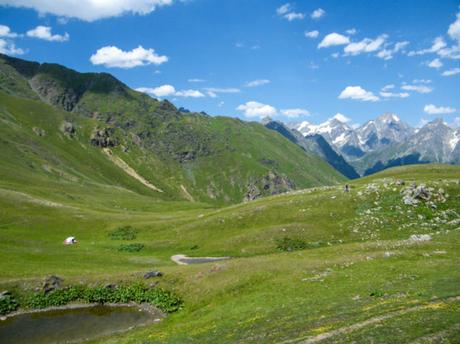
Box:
64 236 77 245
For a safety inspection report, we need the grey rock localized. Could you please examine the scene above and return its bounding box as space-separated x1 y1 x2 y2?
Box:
144 271 163 279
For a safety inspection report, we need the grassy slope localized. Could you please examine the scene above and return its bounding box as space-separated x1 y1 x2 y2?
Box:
0 165 459 343
0 53 345 204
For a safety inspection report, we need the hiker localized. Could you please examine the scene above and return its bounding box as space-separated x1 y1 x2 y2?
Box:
64 236 77 245
344 184 349 193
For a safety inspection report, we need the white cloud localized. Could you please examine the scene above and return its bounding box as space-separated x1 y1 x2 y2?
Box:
318 33 350 49
175 89 205 98
331 113 351 123
136 85 204 98
0 0 173 22
377 41 409 60
188 78 205 83
401 84 433 94
428 58 443 68
305 30 319 39
26 25 69 42
408 36 447 56
424 104 456 115
380 91 410 98
136 85 176 97
0 38 24 55
276 3 291 15
346 28 357 35
281 108 310 118
442 67 460 76
284 12 305 21
0 24 17 38
237 101 277 118
413 79 432 84
204 87 240 97
344 35 387 55
90 45 168 68
381 84 395 92
276 3 305 21
245 79 270 87
448 9 460 43
338 86 379 102
311 8 325 19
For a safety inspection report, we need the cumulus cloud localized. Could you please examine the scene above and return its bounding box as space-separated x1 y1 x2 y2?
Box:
424 104 456 115
338 86 379 102
311 8 325 19
305 30 319 39
442 67 460 76
401 84 433 94
408 36 447 56
90 45 168 68
245 79 270 87
136 85 176 97
0 38 24 55
0 24 18 38
427 58 443 68
175 89 205 98
26 26 69 42
344 35 387 55
276 3 305 21
136 84 204 98
448 9 460 43
318 33 350 48
237 101 277 118
281 108 310 118
377 41 409 60
0 0 173 22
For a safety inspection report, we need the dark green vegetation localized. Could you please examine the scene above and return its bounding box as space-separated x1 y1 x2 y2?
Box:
0 54 459 343
20 283 181 313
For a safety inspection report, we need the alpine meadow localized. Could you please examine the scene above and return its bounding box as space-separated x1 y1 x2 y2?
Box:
0 1 460 344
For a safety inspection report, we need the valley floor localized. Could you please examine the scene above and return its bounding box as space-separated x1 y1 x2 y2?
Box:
1 165 459 343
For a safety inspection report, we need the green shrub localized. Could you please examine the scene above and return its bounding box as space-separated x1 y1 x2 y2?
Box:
24 283 182 313
109 226 138 240
276 237 327 252
118 243 144 252
0 295 19 315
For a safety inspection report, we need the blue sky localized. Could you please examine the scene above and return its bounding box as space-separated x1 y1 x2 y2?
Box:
1 0 460 127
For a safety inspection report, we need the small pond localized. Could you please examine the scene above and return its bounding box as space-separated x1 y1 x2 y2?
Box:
0 304 161 344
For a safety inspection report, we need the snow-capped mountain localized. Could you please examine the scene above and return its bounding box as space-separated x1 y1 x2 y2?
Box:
291 114 460 176
292 115 365 158
356 113 414 151
293 113 414 159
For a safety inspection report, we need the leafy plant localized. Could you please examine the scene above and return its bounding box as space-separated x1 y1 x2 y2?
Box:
109 226 138 241
0 294 19 315
276 237 325 252
24 283 182 313
118 243 144 252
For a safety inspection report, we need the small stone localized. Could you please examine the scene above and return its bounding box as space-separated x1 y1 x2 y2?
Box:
144 271 163 279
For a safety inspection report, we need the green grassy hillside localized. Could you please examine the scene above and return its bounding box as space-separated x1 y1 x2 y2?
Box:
0 165 459 343
0 54 345 205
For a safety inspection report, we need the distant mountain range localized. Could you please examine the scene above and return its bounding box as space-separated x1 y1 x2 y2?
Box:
289 113 460 176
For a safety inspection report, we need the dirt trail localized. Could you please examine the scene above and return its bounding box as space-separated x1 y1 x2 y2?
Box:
103 148 163 193
285 296 460 344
